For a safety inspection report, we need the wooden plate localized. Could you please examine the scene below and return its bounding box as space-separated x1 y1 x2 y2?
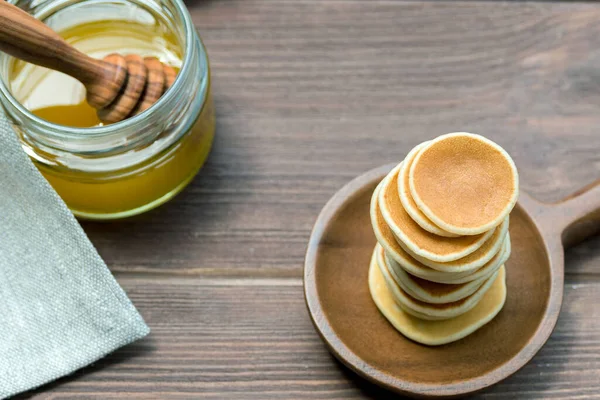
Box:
304 164 599 398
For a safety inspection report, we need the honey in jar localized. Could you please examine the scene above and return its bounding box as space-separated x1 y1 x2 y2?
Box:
0 0 214 220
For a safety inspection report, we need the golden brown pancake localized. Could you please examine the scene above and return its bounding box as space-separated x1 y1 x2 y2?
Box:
401 217 509 274
398 142 458 237
376 244 487 304
371 181 501 284
369 248 507 346
378 163 494 262
386 236 510 285
409 132 519 235
376 246 499 320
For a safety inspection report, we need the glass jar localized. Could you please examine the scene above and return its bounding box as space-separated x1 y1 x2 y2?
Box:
0 0 215 220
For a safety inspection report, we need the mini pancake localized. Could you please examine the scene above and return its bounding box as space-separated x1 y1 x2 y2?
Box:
369 248 507 346
409 132 519 235
375 246 500 320
378 163 494 262
401 217 509 274
386 236 510 285
371 181 489 284
376 244 487 304
398 142 458 238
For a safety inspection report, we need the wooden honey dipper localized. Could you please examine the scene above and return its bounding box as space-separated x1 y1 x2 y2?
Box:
0 1 178 124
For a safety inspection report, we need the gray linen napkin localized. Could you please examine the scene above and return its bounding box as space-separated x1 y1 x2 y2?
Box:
0 114 149 399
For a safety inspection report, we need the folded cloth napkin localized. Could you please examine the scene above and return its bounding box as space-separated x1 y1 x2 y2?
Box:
0 114 149 399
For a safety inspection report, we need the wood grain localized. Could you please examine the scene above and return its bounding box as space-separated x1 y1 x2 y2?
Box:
97 54 148 124
83 0 599 276
17 272 600 399
28 0 600 398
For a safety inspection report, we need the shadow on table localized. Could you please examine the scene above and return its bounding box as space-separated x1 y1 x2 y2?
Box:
13 337 155 399
182 0 216 8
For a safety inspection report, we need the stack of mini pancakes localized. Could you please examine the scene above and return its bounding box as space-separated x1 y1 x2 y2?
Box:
368 132 519 346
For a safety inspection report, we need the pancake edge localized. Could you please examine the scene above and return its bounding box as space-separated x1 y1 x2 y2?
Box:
371 181 504 284
404 217 510 273
368 248 507 346
376 245 500 320
398 142 459 238
379 163 494 262
408 132 519 235
382 245 489 304
386 235 510 285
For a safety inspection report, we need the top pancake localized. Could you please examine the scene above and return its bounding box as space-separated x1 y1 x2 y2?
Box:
371 180 489 284
379 163 494 262
409 132 519 235
398 142 458 238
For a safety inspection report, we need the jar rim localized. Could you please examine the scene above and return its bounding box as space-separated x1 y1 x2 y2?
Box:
0 0 198 139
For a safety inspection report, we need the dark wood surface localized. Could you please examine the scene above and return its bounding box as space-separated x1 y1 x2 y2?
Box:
23 1 600 398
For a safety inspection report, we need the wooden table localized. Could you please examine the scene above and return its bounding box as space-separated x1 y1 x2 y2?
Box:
22 1 600 398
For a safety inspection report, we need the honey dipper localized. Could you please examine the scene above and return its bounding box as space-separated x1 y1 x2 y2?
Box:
0 1 178 124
